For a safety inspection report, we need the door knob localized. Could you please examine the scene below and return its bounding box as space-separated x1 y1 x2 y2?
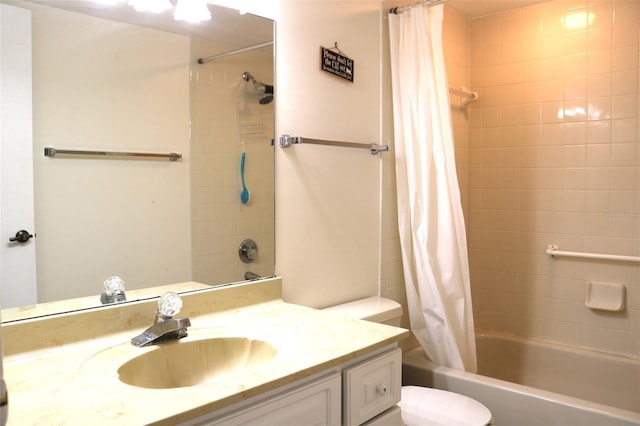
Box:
9 230 34 243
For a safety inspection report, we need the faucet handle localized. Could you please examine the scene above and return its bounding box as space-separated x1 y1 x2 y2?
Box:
101 276 126 304
103 276 126 295
157 291 183 318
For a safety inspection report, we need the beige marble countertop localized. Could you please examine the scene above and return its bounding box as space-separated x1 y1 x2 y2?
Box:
2 278 408 425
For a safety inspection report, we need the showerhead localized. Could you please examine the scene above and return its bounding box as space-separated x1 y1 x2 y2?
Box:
242 71 274 105
259 85 274 104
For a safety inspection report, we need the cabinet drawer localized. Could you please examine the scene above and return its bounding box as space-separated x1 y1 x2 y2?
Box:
362 406 403 426
343 348 402 426
201 373 341 426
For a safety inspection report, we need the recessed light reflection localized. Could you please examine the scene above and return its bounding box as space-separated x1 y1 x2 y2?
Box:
563 11 595 29
557 107 586 120
588 108 600 120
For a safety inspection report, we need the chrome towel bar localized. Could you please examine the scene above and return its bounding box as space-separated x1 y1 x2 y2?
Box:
279 135 390 155
546 245 640 263
44 147 182 161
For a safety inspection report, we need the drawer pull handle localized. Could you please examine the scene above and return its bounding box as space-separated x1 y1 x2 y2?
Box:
376 384 388 396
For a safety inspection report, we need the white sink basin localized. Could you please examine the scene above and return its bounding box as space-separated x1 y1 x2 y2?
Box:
117 337 277 389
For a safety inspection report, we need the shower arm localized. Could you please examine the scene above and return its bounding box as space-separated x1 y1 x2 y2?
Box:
242 71 257 85
242 72 274 104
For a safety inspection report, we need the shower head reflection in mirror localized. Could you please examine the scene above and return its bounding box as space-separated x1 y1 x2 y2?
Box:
242 71 274 105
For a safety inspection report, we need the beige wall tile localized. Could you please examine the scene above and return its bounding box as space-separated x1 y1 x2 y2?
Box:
463 0 639 357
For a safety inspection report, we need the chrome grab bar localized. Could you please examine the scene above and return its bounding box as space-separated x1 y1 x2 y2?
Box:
546 245 640 263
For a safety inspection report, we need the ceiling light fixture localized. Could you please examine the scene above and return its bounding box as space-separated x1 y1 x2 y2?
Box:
90 0 127 5
174 0 212 23
128 0 172 13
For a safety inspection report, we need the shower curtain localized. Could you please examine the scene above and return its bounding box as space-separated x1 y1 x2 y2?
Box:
388 4 477 372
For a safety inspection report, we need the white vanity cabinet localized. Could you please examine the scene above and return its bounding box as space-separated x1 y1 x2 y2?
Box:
185 347 402 426
343 348 402 425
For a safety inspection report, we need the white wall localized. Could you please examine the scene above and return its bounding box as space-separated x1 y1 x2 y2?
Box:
31 6 192 301
272 1 385 308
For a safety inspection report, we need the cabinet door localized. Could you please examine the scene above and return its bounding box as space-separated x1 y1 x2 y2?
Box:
343 348 402 426
201 373 341 426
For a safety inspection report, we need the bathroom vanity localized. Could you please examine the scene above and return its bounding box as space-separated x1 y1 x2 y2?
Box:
1 278 408 425
188 346 403 426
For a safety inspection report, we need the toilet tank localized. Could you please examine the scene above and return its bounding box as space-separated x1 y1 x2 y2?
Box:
323 296 403 326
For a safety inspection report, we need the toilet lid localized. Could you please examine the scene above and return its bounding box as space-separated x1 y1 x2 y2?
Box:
399 386 492 426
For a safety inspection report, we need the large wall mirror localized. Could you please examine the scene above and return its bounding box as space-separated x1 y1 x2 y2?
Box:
0 0 275 321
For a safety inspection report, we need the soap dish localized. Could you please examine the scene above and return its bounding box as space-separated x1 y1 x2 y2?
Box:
585 281 626 312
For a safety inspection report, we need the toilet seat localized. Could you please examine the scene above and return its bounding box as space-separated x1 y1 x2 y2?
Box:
399 386 492 426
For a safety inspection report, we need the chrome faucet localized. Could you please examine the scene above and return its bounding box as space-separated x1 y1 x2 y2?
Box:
131 292 191 347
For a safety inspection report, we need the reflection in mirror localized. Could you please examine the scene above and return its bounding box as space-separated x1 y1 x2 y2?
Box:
0 0 274 322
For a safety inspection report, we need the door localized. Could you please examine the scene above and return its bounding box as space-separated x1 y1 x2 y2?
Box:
1 3 38 309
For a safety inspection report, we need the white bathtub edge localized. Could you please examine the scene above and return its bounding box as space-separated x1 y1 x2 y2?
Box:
402 347 640 426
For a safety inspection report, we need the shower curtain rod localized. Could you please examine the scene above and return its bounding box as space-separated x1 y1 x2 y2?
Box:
389 0 447 14
197 41 273 64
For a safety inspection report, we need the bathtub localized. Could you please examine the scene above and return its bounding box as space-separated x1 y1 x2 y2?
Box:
402 331 640 426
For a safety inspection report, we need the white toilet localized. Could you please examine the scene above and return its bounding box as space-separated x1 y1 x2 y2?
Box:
324 297 492 426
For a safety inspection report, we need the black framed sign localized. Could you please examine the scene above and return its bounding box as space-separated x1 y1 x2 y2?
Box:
320 46 354 82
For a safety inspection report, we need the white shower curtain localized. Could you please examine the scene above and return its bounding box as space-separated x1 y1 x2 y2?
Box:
388 4 477 372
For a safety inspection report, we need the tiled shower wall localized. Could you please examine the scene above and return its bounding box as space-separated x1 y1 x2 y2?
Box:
466 0 640 357
381 0 639 358
190 40 275 285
